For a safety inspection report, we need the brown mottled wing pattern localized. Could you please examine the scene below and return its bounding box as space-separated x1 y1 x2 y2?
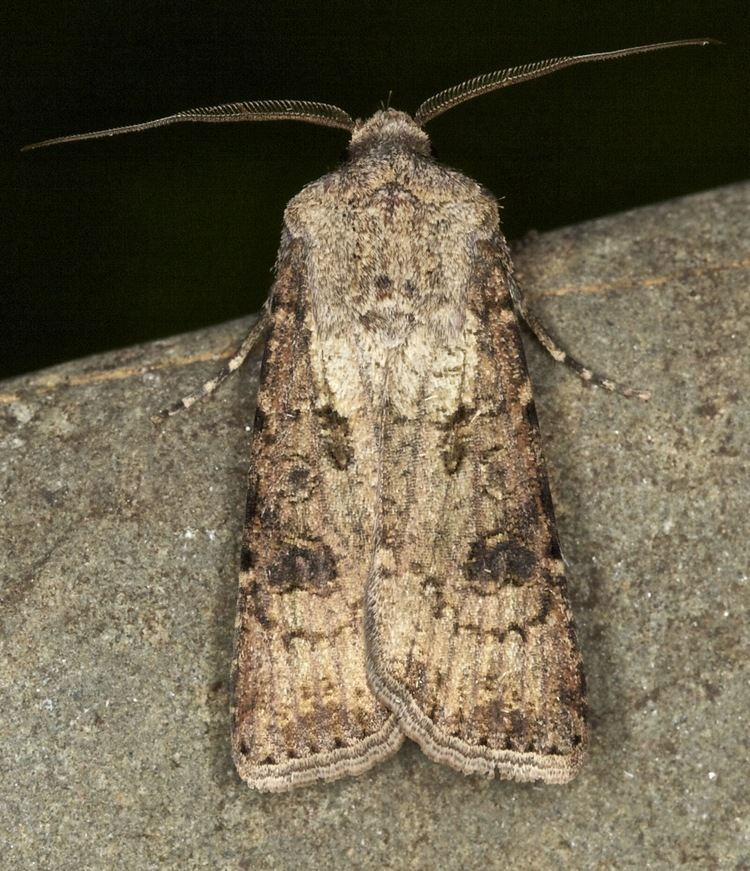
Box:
233 141 584 788
366 234 587 783
231 234 402 791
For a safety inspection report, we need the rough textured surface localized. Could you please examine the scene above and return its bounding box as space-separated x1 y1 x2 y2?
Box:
2 182 747 869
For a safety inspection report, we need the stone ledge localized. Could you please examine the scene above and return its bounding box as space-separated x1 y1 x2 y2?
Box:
2 182 747 869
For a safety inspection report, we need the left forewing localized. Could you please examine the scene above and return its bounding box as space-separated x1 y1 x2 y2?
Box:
232 234 402 791
365 235 587 783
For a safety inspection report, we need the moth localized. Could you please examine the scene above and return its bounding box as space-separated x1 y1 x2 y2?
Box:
26 38 715 790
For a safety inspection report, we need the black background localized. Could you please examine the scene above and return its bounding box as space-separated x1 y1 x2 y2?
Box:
4 1 748 379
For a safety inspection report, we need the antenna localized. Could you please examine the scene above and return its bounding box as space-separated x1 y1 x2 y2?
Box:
415 39 719 126
23 99 354 151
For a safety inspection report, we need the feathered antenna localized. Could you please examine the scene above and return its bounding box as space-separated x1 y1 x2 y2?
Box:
22 98 354 151
415 39 719 126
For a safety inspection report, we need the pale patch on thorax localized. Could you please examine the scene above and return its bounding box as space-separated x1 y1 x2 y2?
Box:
285 151 497 419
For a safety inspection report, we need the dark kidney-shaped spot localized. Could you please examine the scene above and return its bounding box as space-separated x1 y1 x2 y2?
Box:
316 405 353 470
268 544 337 593
464 537 538 588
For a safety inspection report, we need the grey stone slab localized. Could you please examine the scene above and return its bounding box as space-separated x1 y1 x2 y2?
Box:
2 182 748 870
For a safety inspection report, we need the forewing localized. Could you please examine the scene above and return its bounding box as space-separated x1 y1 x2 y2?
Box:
366 236 587 783
231 235 402 791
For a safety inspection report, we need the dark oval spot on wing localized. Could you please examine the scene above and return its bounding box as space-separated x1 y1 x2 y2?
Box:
288 465 310 488
464 537 538 588
316 405 353 470
267 544 337 594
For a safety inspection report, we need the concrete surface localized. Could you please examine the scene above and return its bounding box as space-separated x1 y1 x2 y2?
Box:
1 182 748 870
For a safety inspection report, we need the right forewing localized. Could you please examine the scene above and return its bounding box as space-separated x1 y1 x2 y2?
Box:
365 235 587 783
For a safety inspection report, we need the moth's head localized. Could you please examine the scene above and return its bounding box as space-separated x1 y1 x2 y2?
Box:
348 110 431 158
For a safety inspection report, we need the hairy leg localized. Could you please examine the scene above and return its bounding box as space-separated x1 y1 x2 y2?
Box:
508 274 651 401
154 309 272 420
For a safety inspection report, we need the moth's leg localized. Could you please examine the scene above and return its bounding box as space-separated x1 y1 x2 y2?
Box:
508 274 651 401
154 308 272 420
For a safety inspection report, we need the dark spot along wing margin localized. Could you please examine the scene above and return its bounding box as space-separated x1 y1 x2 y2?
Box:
231 233 402 792
364 235 587 783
